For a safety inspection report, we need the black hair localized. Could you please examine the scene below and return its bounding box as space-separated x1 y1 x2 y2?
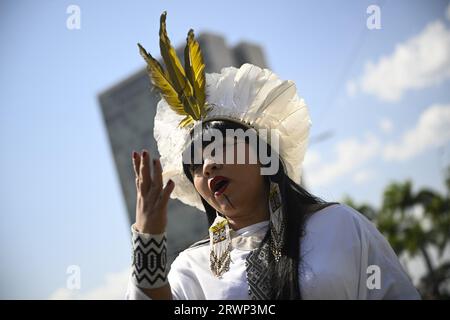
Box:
182 120 337 299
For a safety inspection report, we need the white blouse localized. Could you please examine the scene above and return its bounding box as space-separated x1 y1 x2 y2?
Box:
126 204 421 300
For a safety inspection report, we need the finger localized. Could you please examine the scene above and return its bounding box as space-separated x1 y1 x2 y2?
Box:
148 158 163 203
132 151 141 192
155 179 175 213
139 149 151 195
152 158 163 189
135 178 140 194
132 151 140 178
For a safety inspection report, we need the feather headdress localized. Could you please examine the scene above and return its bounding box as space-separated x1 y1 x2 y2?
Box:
138 12 312 212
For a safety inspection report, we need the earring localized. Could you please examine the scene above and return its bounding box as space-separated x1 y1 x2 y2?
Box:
269 181 285 262
209 211 232 277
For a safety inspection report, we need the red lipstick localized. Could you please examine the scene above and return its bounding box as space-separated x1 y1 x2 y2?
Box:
209 176 230 196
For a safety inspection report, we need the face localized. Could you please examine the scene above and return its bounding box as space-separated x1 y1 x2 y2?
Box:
190 140 269 220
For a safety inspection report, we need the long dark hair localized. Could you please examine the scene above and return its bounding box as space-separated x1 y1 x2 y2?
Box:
182 120 336 299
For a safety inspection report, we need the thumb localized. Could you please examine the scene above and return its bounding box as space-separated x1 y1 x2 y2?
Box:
155 179 175 212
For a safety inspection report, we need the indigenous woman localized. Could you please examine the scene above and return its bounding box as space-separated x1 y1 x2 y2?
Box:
126 12 420 300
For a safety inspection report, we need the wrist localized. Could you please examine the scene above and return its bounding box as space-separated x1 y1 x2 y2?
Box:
134 222 166 235
130 224 168 289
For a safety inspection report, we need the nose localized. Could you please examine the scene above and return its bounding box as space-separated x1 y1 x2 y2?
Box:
202 158 223 177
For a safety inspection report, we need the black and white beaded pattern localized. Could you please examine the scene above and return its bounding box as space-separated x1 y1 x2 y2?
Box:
245 243 271 300
131 226 168 289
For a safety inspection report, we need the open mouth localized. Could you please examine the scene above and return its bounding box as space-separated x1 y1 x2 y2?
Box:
210 176 230 196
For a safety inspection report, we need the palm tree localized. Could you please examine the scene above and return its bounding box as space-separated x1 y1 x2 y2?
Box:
342 166 450 299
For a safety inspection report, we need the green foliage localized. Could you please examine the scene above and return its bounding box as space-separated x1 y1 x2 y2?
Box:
341 166 450 299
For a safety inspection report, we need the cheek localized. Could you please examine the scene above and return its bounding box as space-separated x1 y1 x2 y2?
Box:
193 177 209 198
234 165 264 193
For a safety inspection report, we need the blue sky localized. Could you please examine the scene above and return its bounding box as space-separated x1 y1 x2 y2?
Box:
1 0 449 299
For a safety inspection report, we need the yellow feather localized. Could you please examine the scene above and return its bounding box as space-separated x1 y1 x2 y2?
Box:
138 11 211 128
184 29 206 116
138 43 186 115
178 115 195 128
159 12 203 121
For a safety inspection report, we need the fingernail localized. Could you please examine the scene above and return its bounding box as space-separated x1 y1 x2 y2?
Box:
142 151 147 158
153 159 157 165
168 179 173 185
132 151 138 159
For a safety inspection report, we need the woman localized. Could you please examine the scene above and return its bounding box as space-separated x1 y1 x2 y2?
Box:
126 12 420 300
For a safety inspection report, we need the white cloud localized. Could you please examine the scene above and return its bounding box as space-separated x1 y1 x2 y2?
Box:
352 20 450 102
304 133 380 188
383 103 450 161
303 104 450 187
379 118 394 134
303 149 321 168
352 170 375 184
49 268 130 300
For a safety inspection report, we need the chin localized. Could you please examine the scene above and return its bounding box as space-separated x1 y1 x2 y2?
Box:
221 199 242 216
217 203 234 215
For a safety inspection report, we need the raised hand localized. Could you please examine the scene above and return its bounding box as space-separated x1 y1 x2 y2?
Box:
132 149 175 234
